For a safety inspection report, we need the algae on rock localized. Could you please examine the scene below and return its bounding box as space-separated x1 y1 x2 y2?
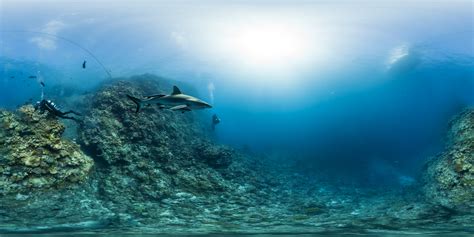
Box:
422 108 474 210
0 105 93 195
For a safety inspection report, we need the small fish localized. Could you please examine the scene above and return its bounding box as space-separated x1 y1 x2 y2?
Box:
40 81 45 87
28 75 37 79
82 60 87 69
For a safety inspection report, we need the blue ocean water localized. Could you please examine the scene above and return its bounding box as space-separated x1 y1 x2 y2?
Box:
1 1 473 235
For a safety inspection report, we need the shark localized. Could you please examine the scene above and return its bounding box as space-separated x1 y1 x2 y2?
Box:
126 86 212 113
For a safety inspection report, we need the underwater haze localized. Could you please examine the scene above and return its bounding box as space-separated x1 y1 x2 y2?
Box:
1 0 474 236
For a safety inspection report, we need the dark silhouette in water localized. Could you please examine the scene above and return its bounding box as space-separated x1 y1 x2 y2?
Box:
28 75 37 79
35 99 82 122
82 60 87 69
212 114 220 131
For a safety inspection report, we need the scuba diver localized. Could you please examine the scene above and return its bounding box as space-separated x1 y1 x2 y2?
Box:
35 99 82 122
211 114 221 131
34 78 82 122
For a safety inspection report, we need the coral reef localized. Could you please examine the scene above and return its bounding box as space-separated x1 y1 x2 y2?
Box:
192 140 234 169
422 108 474 210
1 74 473 235
76 75 240 207
0 105 93 195
78 75 208 165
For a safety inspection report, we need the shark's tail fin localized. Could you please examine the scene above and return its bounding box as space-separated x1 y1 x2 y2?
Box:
126 95 142 113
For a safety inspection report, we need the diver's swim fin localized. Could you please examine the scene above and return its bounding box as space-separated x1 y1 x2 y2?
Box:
126 95 142 113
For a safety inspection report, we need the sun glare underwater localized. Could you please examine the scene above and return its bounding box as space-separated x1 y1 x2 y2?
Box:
0 0 473 236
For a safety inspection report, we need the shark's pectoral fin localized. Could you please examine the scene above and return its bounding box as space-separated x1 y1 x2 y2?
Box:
170 105 191 112
170 105 187 110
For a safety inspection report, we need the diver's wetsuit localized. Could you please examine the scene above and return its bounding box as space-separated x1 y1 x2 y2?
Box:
35 99 81 122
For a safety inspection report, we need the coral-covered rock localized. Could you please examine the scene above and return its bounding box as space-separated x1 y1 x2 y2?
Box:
193 140 233 168
78 75 205 166
4 74 473 233
0 105 93 195
422 108 474 210
77 74 235 202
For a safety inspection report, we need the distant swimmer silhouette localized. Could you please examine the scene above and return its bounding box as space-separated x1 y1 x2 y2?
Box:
212 114 221 131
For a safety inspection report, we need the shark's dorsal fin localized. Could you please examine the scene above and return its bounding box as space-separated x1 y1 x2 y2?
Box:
172 86 182 95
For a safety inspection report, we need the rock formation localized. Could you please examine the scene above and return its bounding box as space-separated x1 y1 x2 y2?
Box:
422 108 474 210
0 105 93 195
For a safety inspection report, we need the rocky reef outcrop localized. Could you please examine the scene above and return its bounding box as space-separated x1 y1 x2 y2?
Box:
76 75 241 207
1 74 473 234
422 108 474 210
78 75 227 167
0 75 268 230
192 140 234 169
0 105 93 195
